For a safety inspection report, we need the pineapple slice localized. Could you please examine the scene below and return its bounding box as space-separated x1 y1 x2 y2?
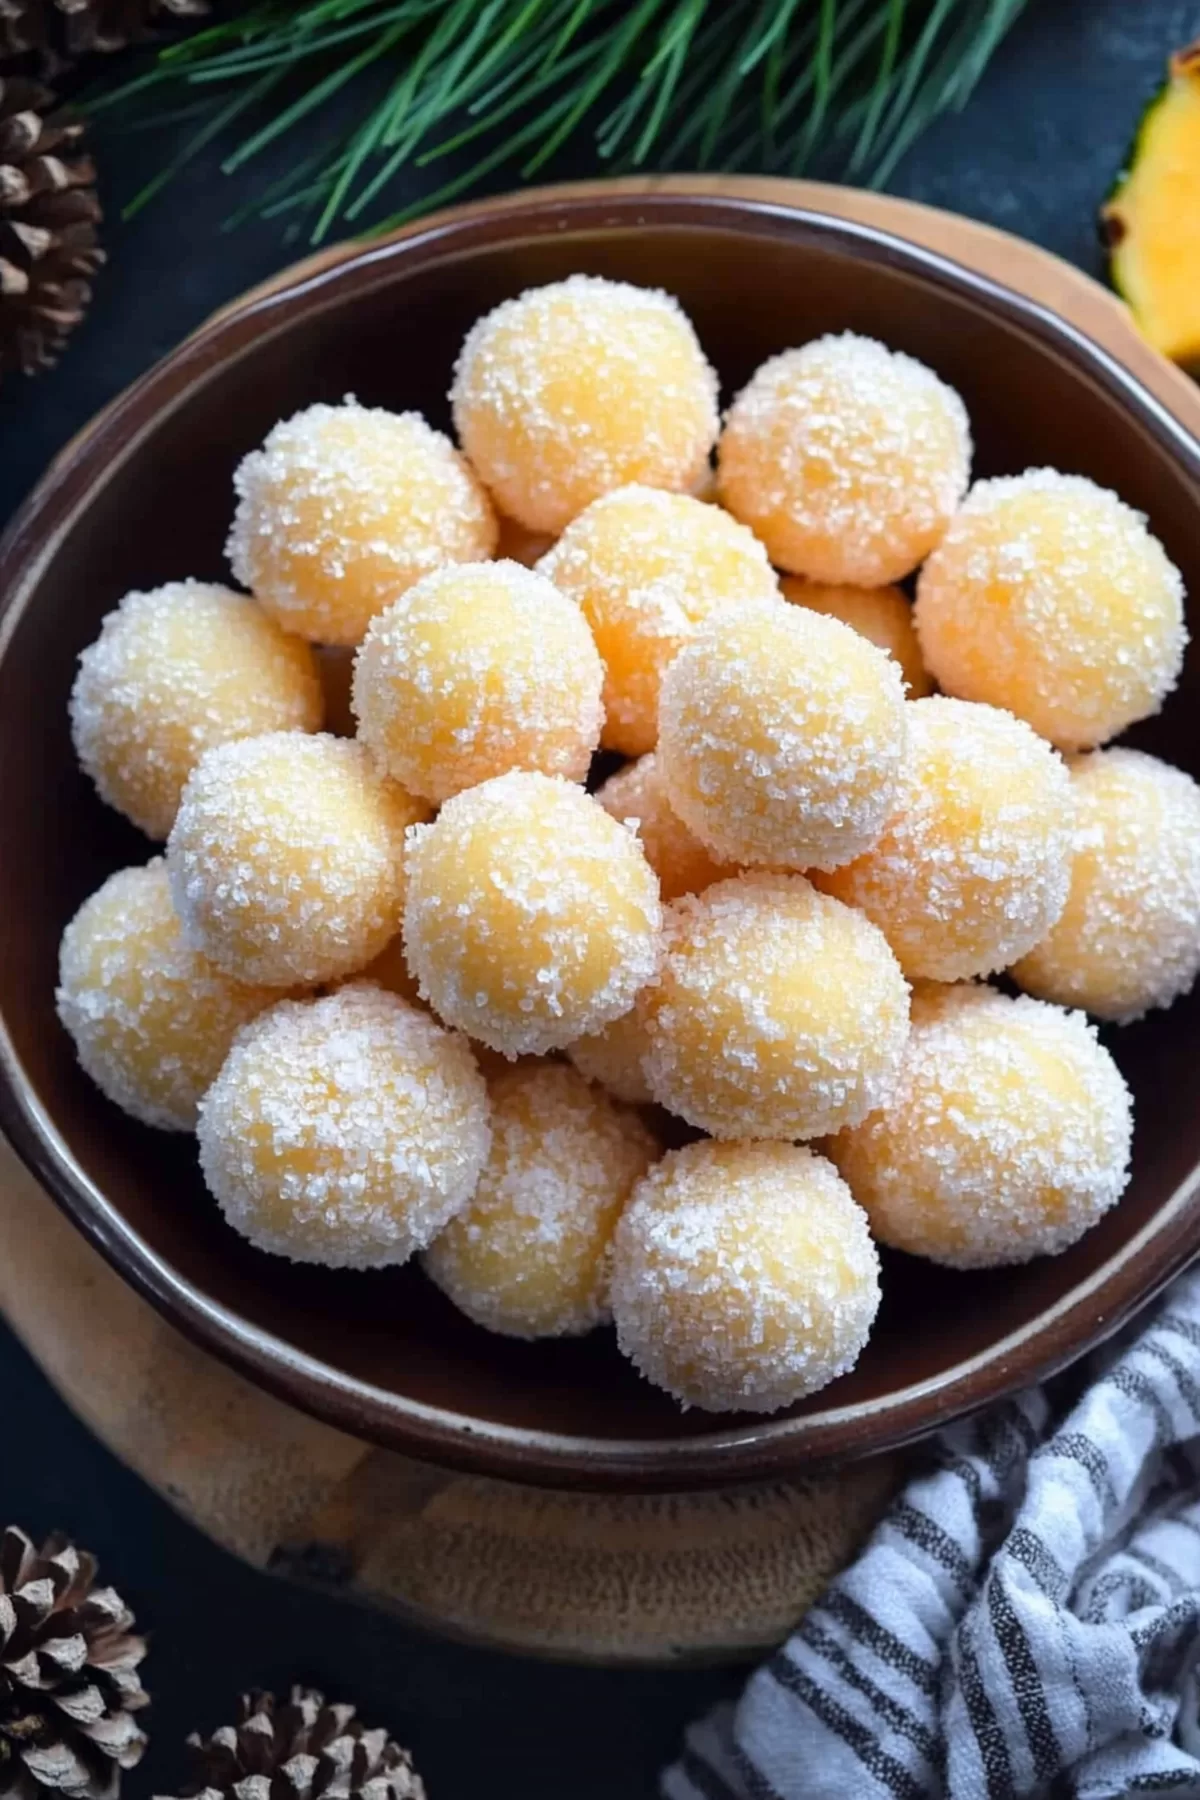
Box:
1103 42 1200 370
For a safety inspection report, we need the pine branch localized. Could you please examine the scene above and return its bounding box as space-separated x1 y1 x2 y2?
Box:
87 0 1031 240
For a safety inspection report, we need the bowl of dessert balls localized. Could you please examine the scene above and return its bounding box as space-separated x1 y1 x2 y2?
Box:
1 187 1198 1488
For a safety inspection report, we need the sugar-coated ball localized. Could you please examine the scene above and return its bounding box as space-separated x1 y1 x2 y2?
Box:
56 860 279 1132
423 1061 656 1338
69 582 322 841
566 1003 656 1107
717 333 970 584
352 560 603 802
1012 748 1200 1023
198 983 490 1268
658 599 908 872
643 874 909 1141
227 402 498 647
827 983 1132 1268
915 470 1187 749
595 754 735 902
404 771 661 1057
611 1140 881 1413
168 733 427 987
494 512 556 568
820 697 1074 982
780 577 933 698
450 276 719 535
537 486 779 755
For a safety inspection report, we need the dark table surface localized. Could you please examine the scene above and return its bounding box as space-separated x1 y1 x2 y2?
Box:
2 1 1197 1794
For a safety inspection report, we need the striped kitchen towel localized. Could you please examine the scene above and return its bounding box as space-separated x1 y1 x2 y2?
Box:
665 1262 1200 1800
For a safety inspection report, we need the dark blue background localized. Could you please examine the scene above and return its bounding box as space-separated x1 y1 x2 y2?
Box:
1 2 1197 1793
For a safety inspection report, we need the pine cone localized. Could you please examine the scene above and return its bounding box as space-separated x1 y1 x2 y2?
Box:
0 0 207 72
0 1526 148 1800
165 1689 427 1800
0 76 102 380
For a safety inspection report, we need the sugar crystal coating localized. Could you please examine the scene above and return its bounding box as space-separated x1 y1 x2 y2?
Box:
404 770 661 1057
537 485 779 755
827 983 1132 1268
450 276 719 535
780 576 932 698
56 860 281 1132
168 732 428 987
423 1060 656 1338
595 753 736 902
658 599 908 871
1013 747 1200 1022
227 401 497 647
566 1002 656 1107
198 982 490 1268
915 469 1187 749
352 559 603 802
717 333 971 583
611 1140 881 1413
70 581 323 841
819 696 1075 982
643 873 910 1141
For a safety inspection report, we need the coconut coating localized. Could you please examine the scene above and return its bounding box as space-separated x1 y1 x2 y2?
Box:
643 874 910 1141
423 1061 656 1338
227 402 497 647
780 577 933 699
168 733 428 987
450 276 719 535
56 860 280 1132
404 771 661 1057
352 560 603 802
717 333 971 584
826 983 1132 1268
914 470 1187 750
595 754 735 902
820 696 1075 983
658 599 908 872
537 486 779 755
1012 748 1200 1023
69 582 323 841
611 1140 881 1413
566 1003 656 1107
197 983 490 1269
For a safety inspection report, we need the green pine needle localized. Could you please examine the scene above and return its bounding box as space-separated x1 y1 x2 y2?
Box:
90 0 1030 242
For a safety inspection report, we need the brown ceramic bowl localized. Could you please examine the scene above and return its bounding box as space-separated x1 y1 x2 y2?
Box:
2 185 1199 1491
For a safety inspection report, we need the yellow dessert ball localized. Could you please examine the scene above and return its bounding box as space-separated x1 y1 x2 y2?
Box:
315 645 356 737
642 873 909 1141
198 983 490 1268
827 983 1132 1268
595 754 735 902
1012 748 1200 1023
566 1003 656 1107
168 733 427 987
914 470 1187 749
423 1061 657 1338
450 276 719 535
494 512 556 568
780 577 933 699
352 560 603 802
227 401 498 647
404 771 661 1057
69 581 323 841
56 860 279 1132
611 1140 881 1413
658 599 908 872
717 333 971 584
820 696 1075 982
537 486 779 755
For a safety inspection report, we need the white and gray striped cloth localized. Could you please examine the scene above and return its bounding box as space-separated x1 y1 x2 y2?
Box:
665 1263 1200 1800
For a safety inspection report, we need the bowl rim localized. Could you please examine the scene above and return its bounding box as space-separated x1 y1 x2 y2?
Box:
3 181 1200 1490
